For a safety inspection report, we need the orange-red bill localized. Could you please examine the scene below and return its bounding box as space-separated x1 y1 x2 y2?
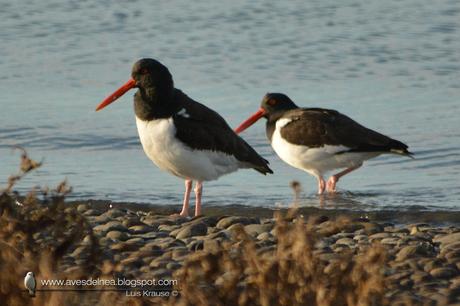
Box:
234 108 266 134
95 78 137 111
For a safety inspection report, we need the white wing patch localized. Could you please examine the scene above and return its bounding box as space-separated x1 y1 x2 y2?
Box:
177 108 190 118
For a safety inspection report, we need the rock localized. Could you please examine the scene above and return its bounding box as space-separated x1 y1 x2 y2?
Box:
149 259 170 269
140 243 164 256
160 224 180 233
423 259 443 273
396 243 434 261
203 239 221 253
411 271 432 283
257 232 272 241
216 216 258 229
353 234 368 241
175 223 208 239
94 221 127 233
105 209 126 219
166 262 182 270
120 257 143 268
92 214 113 224
77 204 89 213
83 209 100 216
129 225 155 234
430 267 458 279
445 249 460 260
335 237 355 247
380 237 400 245
70 246 88 258
188 240 204 251
369 232 392 240
122 217 144 228
318 253 341 262
106 230 129 241
187 216 219 227
309 215 329 224
433 232 460 246
440 242 460 256
244 224 273 237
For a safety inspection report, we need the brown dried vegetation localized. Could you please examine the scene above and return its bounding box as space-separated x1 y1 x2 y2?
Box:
1 149 392 306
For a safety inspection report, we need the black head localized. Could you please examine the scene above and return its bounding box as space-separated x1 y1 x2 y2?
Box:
95 58 175 112
131 58 174 95
234 92 298 134
260 93 298 116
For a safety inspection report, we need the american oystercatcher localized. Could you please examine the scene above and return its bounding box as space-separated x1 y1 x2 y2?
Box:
235 93 412 194
96 58 273 216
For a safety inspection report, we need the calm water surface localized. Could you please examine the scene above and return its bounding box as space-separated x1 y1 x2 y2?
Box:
1 0 459 210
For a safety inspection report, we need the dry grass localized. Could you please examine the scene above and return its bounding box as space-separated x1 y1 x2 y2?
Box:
1 149 391 306
168 210 388 306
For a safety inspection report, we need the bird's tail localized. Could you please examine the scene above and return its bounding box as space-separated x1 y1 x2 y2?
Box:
28 289 36 297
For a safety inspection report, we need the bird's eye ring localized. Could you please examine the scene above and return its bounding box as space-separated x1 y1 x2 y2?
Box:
140 68 149 75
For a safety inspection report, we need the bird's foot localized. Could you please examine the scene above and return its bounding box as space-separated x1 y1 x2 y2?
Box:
170 210 189 218
326 176 338 193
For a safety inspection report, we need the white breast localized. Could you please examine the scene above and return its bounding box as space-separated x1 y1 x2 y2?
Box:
135 116 244 181
271 118 379 178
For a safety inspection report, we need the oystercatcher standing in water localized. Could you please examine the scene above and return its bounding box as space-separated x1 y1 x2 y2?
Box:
96 58 272 217
235 93 412 194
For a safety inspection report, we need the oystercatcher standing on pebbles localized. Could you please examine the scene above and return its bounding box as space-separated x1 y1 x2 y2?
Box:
235 93 413 195
96 59 272 217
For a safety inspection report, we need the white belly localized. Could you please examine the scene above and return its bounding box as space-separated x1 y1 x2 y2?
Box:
271 119 379 178
135 116 243 181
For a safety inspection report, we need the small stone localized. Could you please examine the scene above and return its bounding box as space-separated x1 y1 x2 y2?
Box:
160 224 180 232
244 224 273 237
433 232 460 246
430 267 458 279
105 209 126 219
175 223 208 239
94 221 127 233
216 216 258 229
411 271 432 283
369 232 391 240
106 230 128 241
129 225 154 234
380 237 400 245
166 262 182 270
335 237 355 247
83 209 100 216
120 257 143 268
396 244 431 261
256 232 272 241
77 204 89 213
203 239 221 253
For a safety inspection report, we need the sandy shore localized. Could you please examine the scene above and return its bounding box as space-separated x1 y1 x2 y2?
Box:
2 198 460 305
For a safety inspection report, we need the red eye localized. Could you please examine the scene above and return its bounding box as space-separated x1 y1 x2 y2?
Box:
267 99 276 106
140 68 149 74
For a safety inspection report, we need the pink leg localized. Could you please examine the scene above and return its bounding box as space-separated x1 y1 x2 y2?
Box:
178 180 193 217
194 181 203 217
317 177 326 195
326 163 362 193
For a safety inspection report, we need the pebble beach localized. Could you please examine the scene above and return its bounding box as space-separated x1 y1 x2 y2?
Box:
14 199 459 306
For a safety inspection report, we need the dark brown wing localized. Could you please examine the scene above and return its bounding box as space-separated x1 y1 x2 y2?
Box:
173 91 273 174
280 108 412 155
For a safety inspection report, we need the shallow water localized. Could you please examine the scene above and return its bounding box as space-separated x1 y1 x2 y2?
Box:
1 0 459 211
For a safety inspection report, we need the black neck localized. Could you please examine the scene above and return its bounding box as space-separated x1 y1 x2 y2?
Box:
134 87 180 120
265 111 286 142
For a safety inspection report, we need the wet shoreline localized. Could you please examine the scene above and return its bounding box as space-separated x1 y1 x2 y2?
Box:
67 200 460 225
